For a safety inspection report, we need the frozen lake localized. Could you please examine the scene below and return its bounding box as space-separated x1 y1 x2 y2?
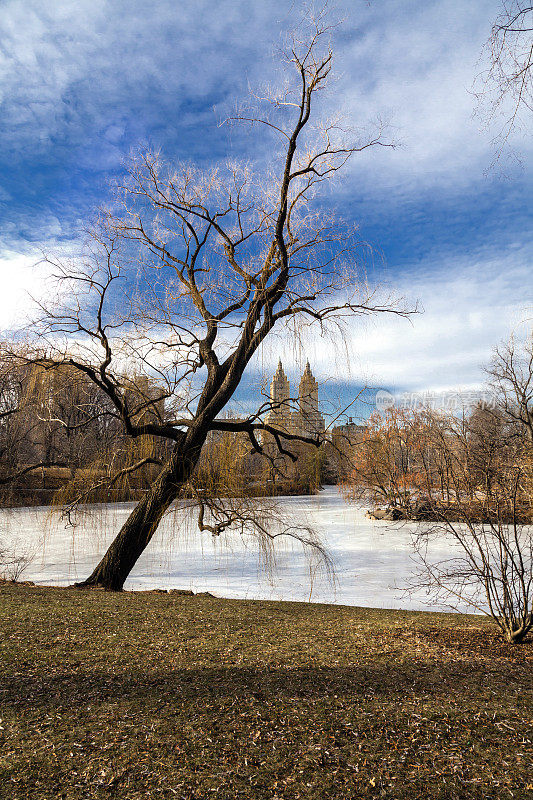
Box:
0 486 466 611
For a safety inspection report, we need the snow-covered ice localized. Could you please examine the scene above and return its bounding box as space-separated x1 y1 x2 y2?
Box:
0 486 468 611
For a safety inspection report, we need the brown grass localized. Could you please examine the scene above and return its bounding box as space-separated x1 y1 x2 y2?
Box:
0 582 532 799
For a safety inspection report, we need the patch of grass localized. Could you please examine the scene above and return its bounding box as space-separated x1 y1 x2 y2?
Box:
0 583 532 799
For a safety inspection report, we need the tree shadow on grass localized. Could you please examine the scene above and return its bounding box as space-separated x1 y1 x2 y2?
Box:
1 659 509 713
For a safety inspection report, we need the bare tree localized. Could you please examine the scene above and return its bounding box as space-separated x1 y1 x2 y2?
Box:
0 348 74 497
343 387 533 642
485 335 533 444
409 408 532 644
0 535 34 582
22 16 409 590
475 2 533 164
343 407 435 517
0 352 147 506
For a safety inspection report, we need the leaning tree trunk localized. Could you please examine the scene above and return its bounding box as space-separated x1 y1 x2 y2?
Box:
75 437 202 591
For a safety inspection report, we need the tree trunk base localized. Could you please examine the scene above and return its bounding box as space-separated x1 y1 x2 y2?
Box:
72 576 123 591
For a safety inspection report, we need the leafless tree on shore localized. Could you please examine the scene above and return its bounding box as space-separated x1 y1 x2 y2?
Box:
17 14 410 590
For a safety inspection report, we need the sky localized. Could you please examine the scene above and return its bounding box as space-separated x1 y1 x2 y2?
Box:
0 0 531 417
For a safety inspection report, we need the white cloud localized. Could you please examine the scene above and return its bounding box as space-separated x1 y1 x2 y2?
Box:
333 0 533 193
0 0 530 405
0 0 530 259
243 239 532 399
305 243 533 394
1 240 530 412
2 0 528 187
0 252 51 331
0 0 284 157
0 240 81 333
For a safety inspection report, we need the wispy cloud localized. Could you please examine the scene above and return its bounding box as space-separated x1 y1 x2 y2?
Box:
0 0 530 406
1 1 525 201
287 241 533 395
0 248 62 332
0 0 283 155
336 1 533 189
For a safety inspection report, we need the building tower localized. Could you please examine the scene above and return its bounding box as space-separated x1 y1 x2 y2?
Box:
297 361 325 437
266 359 292 432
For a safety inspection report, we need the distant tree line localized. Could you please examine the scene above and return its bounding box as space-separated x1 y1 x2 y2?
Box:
0 353 170 506
344 337 532 524
0 350 336 508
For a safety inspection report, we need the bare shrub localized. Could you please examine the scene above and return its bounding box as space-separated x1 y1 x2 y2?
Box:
0 536 34 582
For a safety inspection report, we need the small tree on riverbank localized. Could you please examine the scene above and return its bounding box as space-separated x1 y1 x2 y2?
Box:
409 409 533 644
344 338 533 643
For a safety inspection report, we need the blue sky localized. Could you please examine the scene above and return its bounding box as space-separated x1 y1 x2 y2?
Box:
0 0 531 415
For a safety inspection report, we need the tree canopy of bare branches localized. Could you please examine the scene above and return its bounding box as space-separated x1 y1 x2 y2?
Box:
408 407 533 644
17 15 409 591
485 335 533 444
475 2 533 165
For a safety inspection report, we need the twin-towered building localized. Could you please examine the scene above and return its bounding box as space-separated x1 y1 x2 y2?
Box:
266 359 326 439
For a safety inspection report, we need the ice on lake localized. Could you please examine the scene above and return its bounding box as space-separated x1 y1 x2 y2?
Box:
0 486 469 612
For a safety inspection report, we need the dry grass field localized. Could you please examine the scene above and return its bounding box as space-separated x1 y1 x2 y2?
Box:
0 582 532 799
